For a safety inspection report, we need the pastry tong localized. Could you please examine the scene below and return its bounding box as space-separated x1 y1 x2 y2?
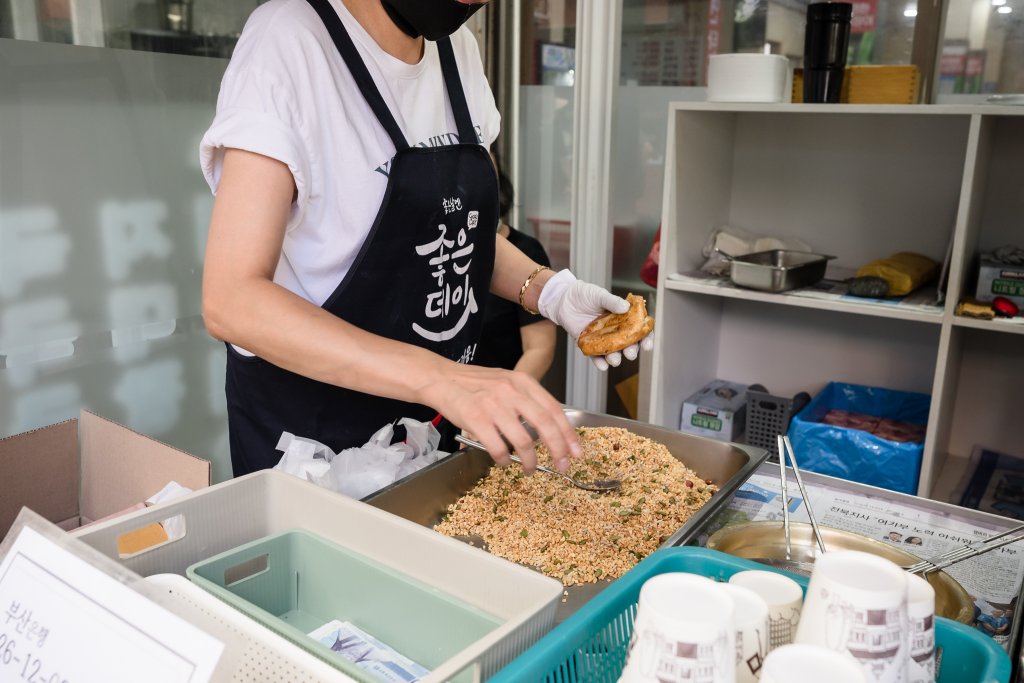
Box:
775 435 1024 575
454 434 621 493
903 523 1024 575
777 434 827 557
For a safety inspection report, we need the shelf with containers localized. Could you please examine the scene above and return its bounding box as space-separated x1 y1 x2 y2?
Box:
647 103 1024 498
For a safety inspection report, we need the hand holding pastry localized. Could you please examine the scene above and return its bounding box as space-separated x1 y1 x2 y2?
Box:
537 270 655 370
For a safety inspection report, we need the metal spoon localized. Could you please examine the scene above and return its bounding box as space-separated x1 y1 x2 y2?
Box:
454 434 621 493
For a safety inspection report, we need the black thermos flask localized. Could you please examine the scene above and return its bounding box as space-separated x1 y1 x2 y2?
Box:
803 2 852 103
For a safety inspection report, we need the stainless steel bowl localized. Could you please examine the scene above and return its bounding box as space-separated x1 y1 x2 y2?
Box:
707 521 974 624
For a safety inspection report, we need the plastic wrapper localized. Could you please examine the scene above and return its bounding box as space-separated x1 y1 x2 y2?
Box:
789 382 930 495
273 419 449 500
699 225 813 276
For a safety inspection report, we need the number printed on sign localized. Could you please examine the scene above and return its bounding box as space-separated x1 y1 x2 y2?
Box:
0 631 70 683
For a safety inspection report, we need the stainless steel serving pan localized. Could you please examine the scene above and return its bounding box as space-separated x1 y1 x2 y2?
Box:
717 248 836 292
707 521 974 623
364 409 768 621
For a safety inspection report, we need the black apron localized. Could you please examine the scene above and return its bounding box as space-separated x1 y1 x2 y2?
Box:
225 0 498 476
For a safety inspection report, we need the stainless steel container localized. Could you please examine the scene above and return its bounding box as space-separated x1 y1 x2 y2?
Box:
364 409 768 621
707 521 975 623
720 249 835 292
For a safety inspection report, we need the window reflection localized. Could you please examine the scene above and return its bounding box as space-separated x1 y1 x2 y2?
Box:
519 0 578 403
620 0 915 88
939 0 1024 96
522 0 577 86
0 0 254 58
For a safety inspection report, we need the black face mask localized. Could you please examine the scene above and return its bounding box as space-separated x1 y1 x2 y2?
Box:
381 0 485 41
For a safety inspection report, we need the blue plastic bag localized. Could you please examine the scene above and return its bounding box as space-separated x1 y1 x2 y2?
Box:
789 382 931 495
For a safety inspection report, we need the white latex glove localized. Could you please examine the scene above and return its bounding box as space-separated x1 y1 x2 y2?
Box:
537 269 655 371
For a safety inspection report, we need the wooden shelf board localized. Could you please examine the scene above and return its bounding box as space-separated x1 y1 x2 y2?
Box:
952 315 1024 336
664 275 945 324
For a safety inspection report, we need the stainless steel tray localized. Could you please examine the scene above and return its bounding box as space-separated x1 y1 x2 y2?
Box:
364 409 768 622
721 249 835 292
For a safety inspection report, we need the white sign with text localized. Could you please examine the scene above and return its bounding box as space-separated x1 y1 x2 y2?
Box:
0 527 223 683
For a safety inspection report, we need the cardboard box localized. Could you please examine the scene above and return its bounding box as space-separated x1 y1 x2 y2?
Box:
0 410 210 537
679 380 748 442
976 254 1024 307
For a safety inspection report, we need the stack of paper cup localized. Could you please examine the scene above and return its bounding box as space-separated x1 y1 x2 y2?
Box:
619 574 737 682
907 574 936 683
762 643 868 682
721 583 771 682
729 570 804 652
794 550 910 683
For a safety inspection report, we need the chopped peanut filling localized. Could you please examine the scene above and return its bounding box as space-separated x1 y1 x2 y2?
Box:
436 427 717 586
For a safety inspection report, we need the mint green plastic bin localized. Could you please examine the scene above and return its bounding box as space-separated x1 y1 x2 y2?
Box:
187 529 501 682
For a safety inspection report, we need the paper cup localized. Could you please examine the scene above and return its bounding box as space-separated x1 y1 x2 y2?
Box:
730 570 804 651
795 550 909 683
721 583 771 683
762 643 868 682
906 574 936 683
621 573 736 683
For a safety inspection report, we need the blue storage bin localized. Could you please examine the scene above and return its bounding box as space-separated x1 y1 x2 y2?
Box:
490 547 1010 683
789 381 931 495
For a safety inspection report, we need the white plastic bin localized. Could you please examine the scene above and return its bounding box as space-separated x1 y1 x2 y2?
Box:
73 470 563 682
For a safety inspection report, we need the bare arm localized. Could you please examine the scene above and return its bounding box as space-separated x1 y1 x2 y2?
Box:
202 148 579 470
513 320 556 381
490 233 556 310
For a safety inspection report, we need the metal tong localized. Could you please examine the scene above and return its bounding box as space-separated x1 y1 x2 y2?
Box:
777 434 827 556
904 523 1024 575
775 434 1024 574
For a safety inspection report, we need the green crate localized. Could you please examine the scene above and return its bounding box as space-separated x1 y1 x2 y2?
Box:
491 547 1012 683
187 529 501 682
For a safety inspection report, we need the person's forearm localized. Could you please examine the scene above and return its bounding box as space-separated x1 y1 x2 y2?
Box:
514 320 557 381
204 277 450 407
490 234 555 312
513 348 552 381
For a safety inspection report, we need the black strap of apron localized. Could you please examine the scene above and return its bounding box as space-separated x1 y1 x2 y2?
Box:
436 38 478 145
305 0 409 151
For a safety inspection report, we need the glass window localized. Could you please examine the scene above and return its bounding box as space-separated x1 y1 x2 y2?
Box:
619 0 917 91
937 0 1024 99
0 0 254 57
0 8 234 479
518 0 577 401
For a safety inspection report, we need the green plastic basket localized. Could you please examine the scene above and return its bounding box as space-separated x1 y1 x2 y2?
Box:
187 528 501 682
490 547 1011 683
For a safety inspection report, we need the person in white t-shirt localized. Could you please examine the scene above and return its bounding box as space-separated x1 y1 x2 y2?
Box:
200 0 654 477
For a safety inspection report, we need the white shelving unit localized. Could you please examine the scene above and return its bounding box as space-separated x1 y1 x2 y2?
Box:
648 103 1024 498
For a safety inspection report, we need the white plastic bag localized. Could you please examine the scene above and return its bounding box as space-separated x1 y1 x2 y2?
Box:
273 419 449 500
700 225 814 276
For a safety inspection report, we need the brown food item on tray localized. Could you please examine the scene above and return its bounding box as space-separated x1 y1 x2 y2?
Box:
435 426 716 586
823 409 879 431
820 410 925 444
874 418 926 444
577 294 655 357
955 297 995 320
